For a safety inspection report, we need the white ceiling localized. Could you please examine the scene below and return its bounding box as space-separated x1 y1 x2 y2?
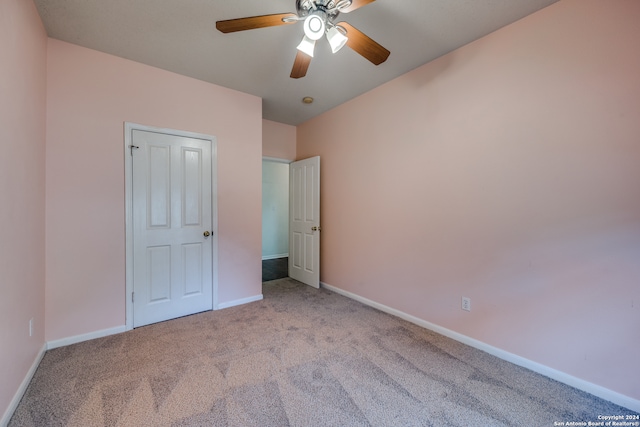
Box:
34 0 559 125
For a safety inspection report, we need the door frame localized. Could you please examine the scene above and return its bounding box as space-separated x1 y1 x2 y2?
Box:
124 122 219 331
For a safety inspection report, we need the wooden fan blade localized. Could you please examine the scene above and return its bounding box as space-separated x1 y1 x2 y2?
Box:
216 13 297 33
338 22 390 65
340 0 376 13
290 50 312 78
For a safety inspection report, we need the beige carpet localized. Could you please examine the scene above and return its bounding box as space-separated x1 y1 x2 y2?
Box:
10 278 637 426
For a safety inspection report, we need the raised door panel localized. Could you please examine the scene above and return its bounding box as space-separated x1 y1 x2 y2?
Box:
182 147 202 227
182 243 203 296
148 145 171 229
292 166 303 222
304 233 315 274
305 163 316 222
147 245 171 303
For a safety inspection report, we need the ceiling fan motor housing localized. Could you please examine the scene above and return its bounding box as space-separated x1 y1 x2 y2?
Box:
297 0 342 21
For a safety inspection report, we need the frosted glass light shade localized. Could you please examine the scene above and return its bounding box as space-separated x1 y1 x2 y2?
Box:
296 35 316 57
327 27 348 53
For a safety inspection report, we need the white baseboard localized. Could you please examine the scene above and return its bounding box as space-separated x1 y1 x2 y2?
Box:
320 281 640 413
262 254 288 261
217 294 263 310
46 325 127 350
1 343 46 427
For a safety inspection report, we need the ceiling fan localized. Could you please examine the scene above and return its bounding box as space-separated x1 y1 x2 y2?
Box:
216 0 390 79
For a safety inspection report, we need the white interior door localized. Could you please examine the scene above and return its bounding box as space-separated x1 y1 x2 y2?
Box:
289 156 320 288
132 129 214 327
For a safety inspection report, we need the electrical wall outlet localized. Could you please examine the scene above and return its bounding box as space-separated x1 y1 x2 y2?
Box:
29 318 34 337
462 297 471 312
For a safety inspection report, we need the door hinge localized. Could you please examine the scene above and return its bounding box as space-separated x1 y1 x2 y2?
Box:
129 145 139 156
132 292 134 303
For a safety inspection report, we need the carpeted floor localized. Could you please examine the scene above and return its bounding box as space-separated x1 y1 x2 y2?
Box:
10 278 637 426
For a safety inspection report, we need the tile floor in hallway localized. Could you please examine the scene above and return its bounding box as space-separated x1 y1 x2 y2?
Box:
262 257 288 282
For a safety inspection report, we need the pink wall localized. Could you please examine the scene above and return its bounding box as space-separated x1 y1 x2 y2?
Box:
297 0 640 402
0 0 47 419
45 39 263 342
262 119 296 160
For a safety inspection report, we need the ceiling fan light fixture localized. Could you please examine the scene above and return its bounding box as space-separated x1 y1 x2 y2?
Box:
296 35 316 57
303 14 325 40
327 26 348 53
216 0 389 79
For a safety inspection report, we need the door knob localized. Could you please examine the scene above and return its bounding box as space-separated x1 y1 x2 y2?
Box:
311 226 322 232
203 231 211 237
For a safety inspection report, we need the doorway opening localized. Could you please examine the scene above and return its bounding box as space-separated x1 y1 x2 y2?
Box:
262 158 290 281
